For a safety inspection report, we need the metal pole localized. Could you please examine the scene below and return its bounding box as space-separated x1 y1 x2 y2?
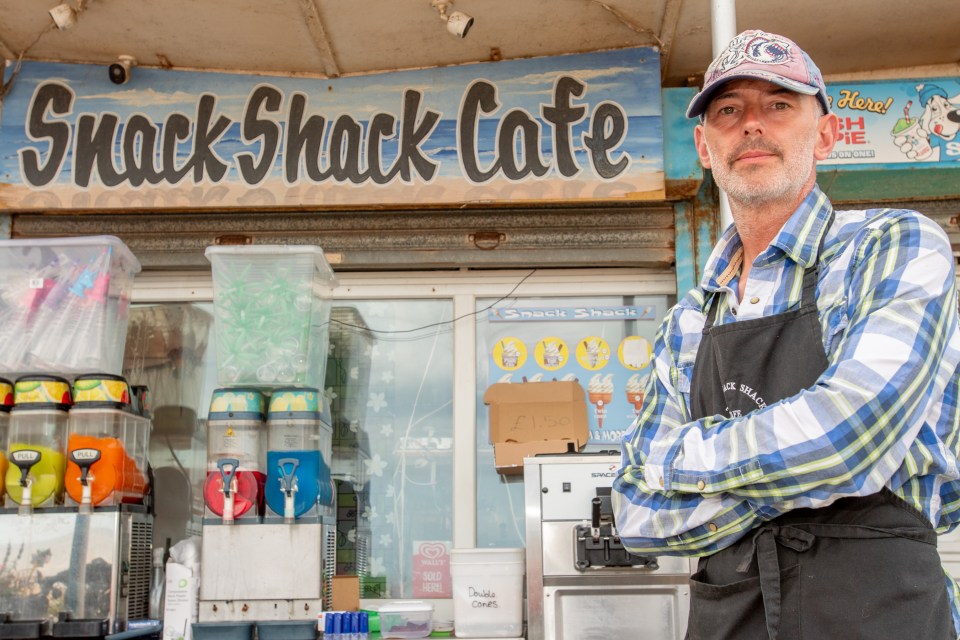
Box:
711 0 737 232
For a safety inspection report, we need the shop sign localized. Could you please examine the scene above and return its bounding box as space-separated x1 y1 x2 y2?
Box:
412 541 451 598
822 78 960 166
489 304 659 322
0 47 664 211
484 296 666 445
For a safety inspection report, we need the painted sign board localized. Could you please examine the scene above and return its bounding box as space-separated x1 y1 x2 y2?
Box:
484 300 666 445
0 48 664 211
823 78 960 166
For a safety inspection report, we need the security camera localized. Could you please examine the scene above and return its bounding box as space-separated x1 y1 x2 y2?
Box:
108 55 137 85
445 10 474 38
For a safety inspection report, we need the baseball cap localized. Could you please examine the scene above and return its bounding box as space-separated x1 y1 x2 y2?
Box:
686 30 830 119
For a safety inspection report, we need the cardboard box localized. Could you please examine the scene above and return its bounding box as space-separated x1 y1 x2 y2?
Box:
331 575 360 612
483 381 589 475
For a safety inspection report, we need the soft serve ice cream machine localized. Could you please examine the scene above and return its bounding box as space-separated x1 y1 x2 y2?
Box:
198 387 336 622
524 452 691 640
0 375 153 638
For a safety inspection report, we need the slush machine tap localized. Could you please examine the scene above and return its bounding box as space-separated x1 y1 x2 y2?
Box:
69 448 102 513
276 457 300 523
10 449 41 515
217 458 240 524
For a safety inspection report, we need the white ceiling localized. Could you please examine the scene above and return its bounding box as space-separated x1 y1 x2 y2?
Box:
1 0 958 87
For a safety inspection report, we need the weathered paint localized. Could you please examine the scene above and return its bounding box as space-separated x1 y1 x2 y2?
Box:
674 173 720 295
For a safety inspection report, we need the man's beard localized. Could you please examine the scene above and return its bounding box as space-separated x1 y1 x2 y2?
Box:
707 134 816 207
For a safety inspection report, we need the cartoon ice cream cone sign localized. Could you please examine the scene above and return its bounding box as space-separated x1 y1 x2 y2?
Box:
626 374 643 415
500 339 520 368
585 338 601 367
543 340 563 367
588 373 614 428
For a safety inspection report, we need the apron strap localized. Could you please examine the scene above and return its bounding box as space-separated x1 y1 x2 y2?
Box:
702 209 834 332
734 519 937 640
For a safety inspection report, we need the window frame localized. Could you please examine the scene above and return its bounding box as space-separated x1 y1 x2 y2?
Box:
132 266 675 607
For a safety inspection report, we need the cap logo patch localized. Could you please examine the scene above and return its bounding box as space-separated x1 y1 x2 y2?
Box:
709 33 793 82
744 35 791 65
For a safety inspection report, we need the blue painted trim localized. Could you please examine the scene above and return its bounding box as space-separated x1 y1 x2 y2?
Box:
662 87 701 183
674 200 697 295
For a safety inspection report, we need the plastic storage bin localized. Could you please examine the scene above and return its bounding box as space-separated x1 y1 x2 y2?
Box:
450 548 525 638
190 622 254 640
255 620 317 640
205 245 336 388
0 235 140 376
378 600 434 639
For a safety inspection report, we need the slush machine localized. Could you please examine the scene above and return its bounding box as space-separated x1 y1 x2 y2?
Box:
198 387 336 623
0 375 154 639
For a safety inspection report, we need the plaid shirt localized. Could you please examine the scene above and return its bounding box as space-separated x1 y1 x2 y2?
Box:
612 186 960 629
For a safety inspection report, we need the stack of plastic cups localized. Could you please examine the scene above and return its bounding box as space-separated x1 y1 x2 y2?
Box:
212 258 312 386
205 245 335 389
264 387 334 522
0 378 12 506
4 376 72 512
202 388 266 523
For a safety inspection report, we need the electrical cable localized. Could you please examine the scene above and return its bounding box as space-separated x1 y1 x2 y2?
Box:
329 268 537 335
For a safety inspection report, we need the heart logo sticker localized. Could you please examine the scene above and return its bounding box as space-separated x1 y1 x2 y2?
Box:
418 543 447 560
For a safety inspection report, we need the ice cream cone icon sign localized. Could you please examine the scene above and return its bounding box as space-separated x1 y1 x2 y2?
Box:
626 374 643 416
497 338 525 370
588 373 614 428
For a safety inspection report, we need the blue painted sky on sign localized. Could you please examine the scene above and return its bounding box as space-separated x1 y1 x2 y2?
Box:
0 47 664 185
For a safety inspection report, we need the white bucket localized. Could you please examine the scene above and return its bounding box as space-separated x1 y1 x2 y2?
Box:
449 548 525 638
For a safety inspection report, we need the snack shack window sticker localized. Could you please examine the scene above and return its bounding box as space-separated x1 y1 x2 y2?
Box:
484 300 663 445
823 79 960 165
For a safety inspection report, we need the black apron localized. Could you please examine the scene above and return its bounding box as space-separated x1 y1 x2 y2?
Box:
685 230 954 640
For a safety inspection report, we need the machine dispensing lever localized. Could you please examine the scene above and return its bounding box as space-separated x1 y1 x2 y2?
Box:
10 449 42 514
70 448 102 511
591 497 602 541
217 458 240 524
575 489 658 571
277 458 300 522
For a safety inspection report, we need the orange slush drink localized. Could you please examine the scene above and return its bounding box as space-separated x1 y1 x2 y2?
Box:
65 435 146 505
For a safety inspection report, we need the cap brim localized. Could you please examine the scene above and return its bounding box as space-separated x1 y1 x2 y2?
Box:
686 70 821 119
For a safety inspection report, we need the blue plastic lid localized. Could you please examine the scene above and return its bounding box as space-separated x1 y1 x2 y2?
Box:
360 612 369 633
325 613 335 634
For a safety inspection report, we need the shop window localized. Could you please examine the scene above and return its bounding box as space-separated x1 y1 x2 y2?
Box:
326 301 454 599
124 299 454 599
123 302 214 546
474 294 668 547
